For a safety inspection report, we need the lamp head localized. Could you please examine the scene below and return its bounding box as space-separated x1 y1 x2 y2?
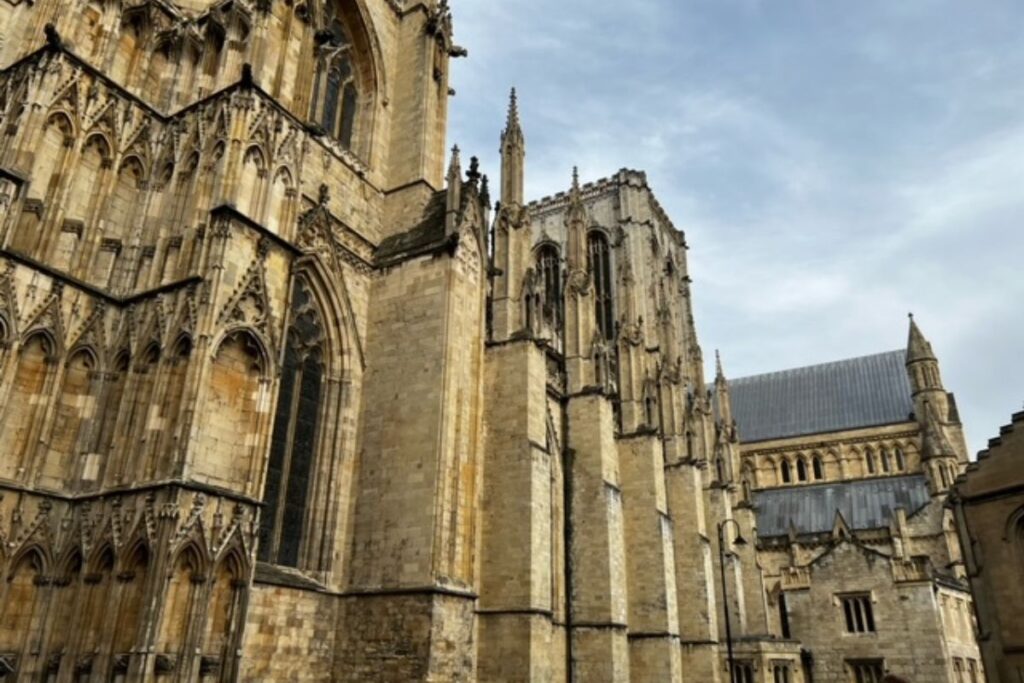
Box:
734 535 748 547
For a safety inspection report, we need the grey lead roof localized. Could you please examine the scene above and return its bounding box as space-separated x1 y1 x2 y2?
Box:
728 350 915 443
753 474 931 537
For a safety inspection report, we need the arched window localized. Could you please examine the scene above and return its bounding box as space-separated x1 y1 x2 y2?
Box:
895 447 906 471
797 458 808 482
587 231 614 340
310 11 359 150
536 244 562 328
781 460 792 484
813 455 823 481
259 277 326 568
865 448 876 474
881 448 891 473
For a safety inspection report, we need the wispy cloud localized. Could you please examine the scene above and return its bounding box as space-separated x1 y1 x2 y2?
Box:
448 0 1024 452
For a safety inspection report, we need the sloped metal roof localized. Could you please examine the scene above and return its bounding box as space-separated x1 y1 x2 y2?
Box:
729 350 915 443
753 474 931 537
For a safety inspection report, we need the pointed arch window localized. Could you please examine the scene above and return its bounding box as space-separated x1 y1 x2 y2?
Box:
781 460 792 484
895 447 906 471
587 231 614 340
260 277 326 568
310 12 359 150
865 448 876 474
797 458 808 482
537 244 562 328
813 455 824 480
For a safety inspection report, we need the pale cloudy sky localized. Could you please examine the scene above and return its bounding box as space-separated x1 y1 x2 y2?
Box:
446 0 1024 455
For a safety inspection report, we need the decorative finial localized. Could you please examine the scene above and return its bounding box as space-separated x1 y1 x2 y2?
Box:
508 88 519 125
572 166 580 191
447 145 462 179
467 156 481 183
908 312 914 320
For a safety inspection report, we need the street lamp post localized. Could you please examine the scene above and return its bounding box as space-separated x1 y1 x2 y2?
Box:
718 518 747 683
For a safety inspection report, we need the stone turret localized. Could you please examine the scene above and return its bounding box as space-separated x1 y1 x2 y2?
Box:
490 89 533 341
905 314 968 480
499 87 525 209
906 314 949 423
562 168 602 393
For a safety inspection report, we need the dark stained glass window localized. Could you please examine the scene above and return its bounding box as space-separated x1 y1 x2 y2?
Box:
259 278 325 567
537 244 562 328
587 231 614 340
311 8 359 150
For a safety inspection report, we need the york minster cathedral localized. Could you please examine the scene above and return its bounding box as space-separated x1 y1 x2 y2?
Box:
0 0 986 680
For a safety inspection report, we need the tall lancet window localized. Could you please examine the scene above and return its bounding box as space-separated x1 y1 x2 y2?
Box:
260 278 326 568
537 244 562 328
587 231 614 340
310 11 358 150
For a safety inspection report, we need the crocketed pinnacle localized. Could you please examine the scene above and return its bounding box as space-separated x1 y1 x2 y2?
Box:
501 87 524 147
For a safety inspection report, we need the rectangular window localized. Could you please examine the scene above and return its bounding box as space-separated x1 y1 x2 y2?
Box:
968 659 979 683
772 661 792 683
953 658 965 683
847 660 884 683
840 594 876 633
732 661 755 683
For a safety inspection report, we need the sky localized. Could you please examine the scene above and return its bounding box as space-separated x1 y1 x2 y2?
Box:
446 0 1024 456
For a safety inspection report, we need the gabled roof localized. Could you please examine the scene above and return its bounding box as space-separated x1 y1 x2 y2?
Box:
753 474 931 538
729 350 915 443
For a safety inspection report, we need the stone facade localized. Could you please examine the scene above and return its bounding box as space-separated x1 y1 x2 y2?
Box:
952 410 1024 682
0 0 986 681
730 323 985 683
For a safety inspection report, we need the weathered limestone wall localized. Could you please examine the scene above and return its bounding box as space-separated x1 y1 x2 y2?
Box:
334 593 477 682
954 411 1024 683
618 433 682 682
478 339 561 681
240 584 338 682
783 541 954 683
567 393 630 681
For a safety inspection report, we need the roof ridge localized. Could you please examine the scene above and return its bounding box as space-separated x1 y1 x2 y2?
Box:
730 349 905 384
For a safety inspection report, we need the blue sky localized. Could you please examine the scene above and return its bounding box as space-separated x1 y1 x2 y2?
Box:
447 0 1024 455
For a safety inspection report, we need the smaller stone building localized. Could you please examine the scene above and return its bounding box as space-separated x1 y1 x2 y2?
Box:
727 319 985 683
952 409 1024 682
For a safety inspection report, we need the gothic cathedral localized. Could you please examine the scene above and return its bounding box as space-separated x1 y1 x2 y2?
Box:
0 0 984 681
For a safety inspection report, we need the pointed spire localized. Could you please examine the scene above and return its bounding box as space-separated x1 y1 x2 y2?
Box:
500 88 525 207
446 144 462 184
715 349 725 382
505 87 521 137
565 166 588 235
445 145 463 234
906 312 936 363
